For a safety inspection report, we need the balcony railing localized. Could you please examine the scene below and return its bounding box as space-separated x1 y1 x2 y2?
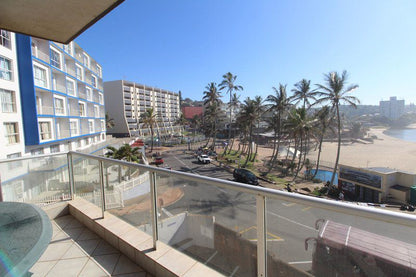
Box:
1 152 416 277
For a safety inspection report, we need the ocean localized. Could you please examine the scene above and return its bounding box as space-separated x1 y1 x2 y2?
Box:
383 128 416 143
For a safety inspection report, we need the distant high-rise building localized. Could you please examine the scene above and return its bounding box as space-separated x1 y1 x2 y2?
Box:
104 80 181 137
379 96 405 120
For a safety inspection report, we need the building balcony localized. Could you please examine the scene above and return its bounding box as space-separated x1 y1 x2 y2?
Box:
124 92 131 98
1 153 416 277
125 99 132 105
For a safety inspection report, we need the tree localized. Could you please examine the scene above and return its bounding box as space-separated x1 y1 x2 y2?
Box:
140 108 158 153
105 113 115 129
227 93 241 154
238 97 261 167
203 82 222 149
219 72 243 153
251 95 264 162
315 71 359 186
106 144 143 181
265 84 291 174
313 106 335 178
289 79 318 109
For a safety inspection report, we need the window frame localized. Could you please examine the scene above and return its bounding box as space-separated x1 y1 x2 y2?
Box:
86 87 92 101
4 122 20 144
75 64 83 81
91 75 97 88
0 55 13 81
33 62 49 88
69 119 79 136
0 30 11 49
78 101 86 117
38 119 53 142
66 77 76 96
50 46 62 69
88 119 94 133
53 95 66 115
0 89 16 113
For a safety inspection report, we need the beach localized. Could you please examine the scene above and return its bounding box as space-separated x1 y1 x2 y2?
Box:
306 128 416 173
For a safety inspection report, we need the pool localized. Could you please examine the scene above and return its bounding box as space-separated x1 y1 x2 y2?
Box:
306 169 338 184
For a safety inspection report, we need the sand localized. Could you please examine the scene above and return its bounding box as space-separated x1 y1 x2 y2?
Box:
248 128 416 174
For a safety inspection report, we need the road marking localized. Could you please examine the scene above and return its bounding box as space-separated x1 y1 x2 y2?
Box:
239 225 284 241
282 202 296 207
288 261 312 265
204 250 218 264
229 266 240 277
173 156 198 174
249 238 284 242
252 206 316 231
238 225 256 234
302 207 312 211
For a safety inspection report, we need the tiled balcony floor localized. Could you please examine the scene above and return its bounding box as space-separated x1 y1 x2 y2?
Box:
29 215 152 277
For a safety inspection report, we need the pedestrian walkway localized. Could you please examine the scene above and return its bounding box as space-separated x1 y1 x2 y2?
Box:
29 215 152 276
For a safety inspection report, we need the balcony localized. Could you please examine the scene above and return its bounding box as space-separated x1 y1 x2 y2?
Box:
1 152 416 277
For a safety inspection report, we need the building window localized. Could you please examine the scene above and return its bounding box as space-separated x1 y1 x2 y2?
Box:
83 53 89 68
4 122 19 144
101 120 105 132
33 64 48 87
66 78 76 96
0 89 16 112
96 64 102 77
86 87 92 101
39 121 52 141
98 93 103 104
0 30 11 49
7 152 22 169
88 120 94 133
79 102 86 116
0 56 12 81
50 144 60 153
91 75 97 88
94 105 99 117
50 47 61 69
70 119 79 136
63 43 72 56
31 148 44 156
54 96 65 115
76 64 83 81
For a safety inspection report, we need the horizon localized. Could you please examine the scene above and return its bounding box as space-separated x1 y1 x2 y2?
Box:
75 0 416 106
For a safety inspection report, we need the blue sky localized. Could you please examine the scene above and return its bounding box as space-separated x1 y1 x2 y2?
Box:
76 0 416 105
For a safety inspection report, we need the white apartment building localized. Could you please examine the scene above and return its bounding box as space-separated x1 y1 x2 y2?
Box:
0 30 25 159
104 80 181 138
380 96 405 120
10 34 106 156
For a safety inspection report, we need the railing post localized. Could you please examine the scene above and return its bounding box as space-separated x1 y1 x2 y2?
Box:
256 195 267 277
99 160 106 218
67 152 75 200
149 171 158 249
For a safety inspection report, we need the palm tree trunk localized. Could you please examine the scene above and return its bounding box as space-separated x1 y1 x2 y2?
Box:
150 127 154 153
313 133 324 178
330 103 341 186
293 136 303 180
244 126 253 167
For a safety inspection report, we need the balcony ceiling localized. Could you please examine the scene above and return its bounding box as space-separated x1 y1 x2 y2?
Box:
0 0 124 44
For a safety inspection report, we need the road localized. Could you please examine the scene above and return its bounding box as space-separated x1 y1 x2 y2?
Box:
119 149 416 276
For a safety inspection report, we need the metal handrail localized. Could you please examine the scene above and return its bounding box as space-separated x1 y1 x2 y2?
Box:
0 152 67 164
67 151 416 228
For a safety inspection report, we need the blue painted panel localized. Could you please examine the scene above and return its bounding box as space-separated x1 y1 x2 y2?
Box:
16 34 39 145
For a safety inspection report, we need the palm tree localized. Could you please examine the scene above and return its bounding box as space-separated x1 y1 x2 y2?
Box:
105 113 115 129
227 93 241 154
265 84 291 174
106 144 143 180
315 70 359 186
251 95 264 162
140 108 158 153
219 72 243 153
238 97 260 167
290 79 318 109
203 82 221 149
312 106 335 178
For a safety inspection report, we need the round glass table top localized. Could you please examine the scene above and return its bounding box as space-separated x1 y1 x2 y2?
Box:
0 202 52 277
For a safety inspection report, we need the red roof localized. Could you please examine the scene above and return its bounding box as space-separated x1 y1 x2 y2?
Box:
182 106 203 119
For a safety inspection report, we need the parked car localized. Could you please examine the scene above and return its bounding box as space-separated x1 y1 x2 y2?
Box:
233 168 259 186
154 157 164 165
197 154 212 164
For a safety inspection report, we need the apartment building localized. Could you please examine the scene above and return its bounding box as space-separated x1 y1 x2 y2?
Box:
104 80 181 137
0 30 25 159
380 96 405 120
14 34 106 155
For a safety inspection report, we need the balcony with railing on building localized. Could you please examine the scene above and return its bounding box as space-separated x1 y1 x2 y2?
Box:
2 151 416 277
